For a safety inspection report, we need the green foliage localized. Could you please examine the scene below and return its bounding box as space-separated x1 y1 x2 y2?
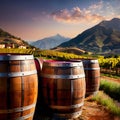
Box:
98 56 120 69
101 73 120 79
1 48 120 74
0 49 88 60
34 50 86 60
100 80 120 101
0 48 34 54
92 91 120 116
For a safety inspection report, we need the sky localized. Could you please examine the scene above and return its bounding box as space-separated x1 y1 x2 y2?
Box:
0 0 120 41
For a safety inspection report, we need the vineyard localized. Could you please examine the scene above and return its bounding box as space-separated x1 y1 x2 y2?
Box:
0 48 120 70
98 56 120 75
41 50 120 76
35 50 120 76
0 48 120 75
0 48 34 54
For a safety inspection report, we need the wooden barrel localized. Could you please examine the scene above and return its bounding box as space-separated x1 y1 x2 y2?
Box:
83 59 100 97
0 54 38 120
71 59 100 97
40 60 86 119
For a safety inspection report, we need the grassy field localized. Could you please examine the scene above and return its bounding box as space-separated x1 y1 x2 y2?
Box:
100 79 120 101
91 91 120 117
101 73 120 79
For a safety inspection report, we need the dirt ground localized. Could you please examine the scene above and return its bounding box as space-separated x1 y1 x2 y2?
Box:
77 76 120 120
78 97 120 120
101 76 120 83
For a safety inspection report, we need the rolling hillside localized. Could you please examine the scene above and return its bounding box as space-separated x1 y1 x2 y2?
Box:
52 47 86 55
58 18 120 54
0 28 31 48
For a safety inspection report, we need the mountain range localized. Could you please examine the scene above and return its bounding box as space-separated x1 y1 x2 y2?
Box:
30 34 70 49
1 17 120 55
57 18 120 54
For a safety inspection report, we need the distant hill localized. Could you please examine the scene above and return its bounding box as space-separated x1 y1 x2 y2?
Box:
0 28 31 48
30 34 70 49
52 47 86 55
57 18 120 54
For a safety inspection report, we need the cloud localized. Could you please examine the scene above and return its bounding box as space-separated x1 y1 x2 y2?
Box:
88 1 103 10
101 1 120 20
51 1 120 24
51 2 104 24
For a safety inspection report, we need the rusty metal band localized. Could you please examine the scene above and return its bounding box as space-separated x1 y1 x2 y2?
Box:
50 102 84 109
0 70 37 77
0 103 36 114
41 74 85 79
43 62 83 67
16 112 34 120
0 55 34 61
84 67 100 70
54 110 82 118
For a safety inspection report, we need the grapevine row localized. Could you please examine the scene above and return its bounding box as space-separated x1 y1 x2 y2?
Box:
0 48 120 75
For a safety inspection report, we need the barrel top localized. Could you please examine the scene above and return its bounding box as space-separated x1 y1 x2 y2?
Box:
70 58 98 63
43 60 83 67
83 59 98 63
0 54 34 61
